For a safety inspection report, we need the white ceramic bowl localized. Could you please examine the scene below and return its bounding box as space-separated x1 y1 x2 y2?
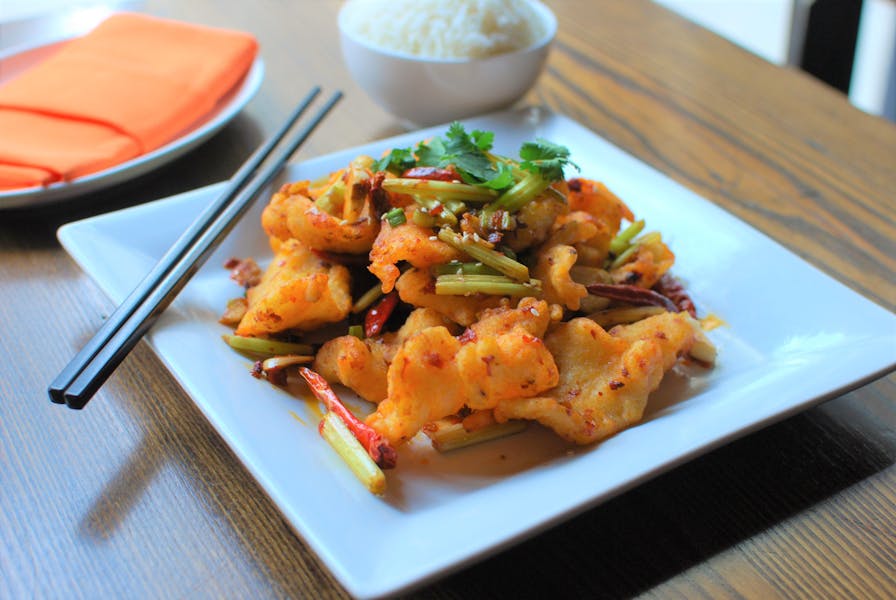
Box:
338 0 557 126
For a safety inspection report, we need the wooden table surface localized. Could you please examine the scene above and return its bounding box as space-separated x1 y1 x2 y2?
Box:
2 1 894 598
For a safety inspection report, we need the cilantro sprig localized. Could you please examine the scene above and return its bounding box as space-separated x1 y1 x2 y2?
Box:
373 147 416 174
373 123 576 214
519 138 578 182
416 122 506 186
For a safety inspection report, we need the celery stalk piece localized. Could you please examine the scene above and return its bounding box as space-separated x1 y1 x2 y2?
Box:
414 197 457 226
482 171 552 219
609 219 645 255
319 412 386 495
609 243 640 269
222 334 313 356
424 418 528 452
435 274 541 297
412 208 438 228
314 179 346 215
432 261 502 276
351 283 385 313
437 228 530 282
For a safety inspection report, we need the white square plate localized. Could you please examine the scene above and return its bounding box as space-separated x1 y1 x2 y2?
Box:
58 108 896 599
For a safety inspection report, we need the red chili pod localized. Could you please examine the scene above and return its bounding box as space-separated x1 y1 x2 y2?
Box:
401 166 460 182
586 282 679 313
299 367 397 469
653 274 697 317
364 290 399 337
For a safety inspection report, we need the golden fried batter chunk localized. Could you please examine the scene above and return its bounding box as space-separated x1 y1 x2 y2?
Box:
366 300 559 445
368 218 463 292
366 326 466 444
534 244 586 311
610 235 675 288
394 268 501 327
567 178 634 236
502 194 569 252
532 211 610 310
313 335 390 403
235 239 351 336
390 307 461 354
261 181 309 242
494 312 703 444
286 193 378 255
312 307 459 403
261 177 380 254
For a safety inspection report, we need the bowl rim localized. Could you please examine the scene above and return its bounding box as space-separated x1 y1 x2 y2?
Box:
337 0 557 64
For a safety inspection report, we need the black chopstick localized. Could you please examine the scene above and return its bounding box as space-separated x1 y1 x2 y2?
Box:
51 89 343 409
48 87 322 405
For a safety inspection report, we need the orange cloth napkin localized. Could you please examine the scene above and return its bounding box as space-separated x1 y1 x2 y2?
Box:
0 13 258 190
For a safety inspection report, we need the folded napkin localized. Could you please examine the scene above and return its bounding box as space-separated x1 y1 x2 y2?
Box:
0 13 258 190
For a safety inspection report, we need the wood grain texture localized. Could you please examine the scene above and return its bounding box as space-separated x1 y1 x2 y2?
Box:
1 1 893 598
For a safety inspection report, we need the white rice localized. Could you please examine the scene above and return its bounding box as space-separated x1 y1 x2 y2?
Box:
340 0 547 59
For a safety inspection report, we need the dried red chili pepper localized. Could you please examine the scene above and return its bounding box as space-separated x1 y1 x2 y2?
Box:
365 290 399 337
401 166 459 182
299 367 397 469
653 274 697 317
586 282 678 312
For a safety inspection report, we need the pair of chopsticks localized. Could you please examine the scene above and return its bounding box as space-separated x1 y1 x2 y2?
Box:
49 87 343 409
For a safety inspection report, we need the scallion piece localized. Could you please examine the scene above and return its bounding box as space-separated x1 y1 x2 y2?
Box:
348 324 365 339
437 228 530 282
383 207 406 227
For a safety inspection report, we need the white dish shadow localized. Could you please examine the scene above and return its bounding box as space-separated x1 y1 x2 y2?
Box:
57 107 896 599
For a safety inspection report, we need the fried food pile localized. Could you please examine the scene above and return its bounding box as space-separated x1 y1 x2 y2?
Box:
223 124 716 459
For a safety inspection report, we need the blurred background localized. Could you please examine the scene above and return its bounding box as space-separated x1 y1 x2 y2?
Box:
655 0 895 122
1 0 894 122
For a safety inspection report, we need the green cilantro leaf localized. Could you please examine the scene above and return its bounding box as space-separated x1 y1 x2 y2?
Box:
441 122 501 183
471 129 494 151
373 147 416 174
519 138 579 181
414 137 446 167
478 162 514 189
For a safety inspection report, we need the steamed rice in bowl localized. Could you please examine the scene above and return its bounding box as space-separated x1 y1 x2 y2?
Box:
340 0 550 60
338 0 556 125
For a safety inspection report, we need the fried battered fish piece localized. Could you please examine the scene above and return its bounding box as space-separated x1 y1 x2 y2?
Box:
286 191 378 255
368 218 463 292
494 311 707 444
532 212 605 311
312 308 459 403
609 234 675 289
261 174 380 255
312 335 390 403
566 178 634 236
235 239 351 336
394 268 501 326
366 299 559 445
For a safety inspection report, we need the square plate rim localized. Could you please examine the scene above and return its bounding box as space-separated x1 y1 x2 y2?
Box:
57 106 896 599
